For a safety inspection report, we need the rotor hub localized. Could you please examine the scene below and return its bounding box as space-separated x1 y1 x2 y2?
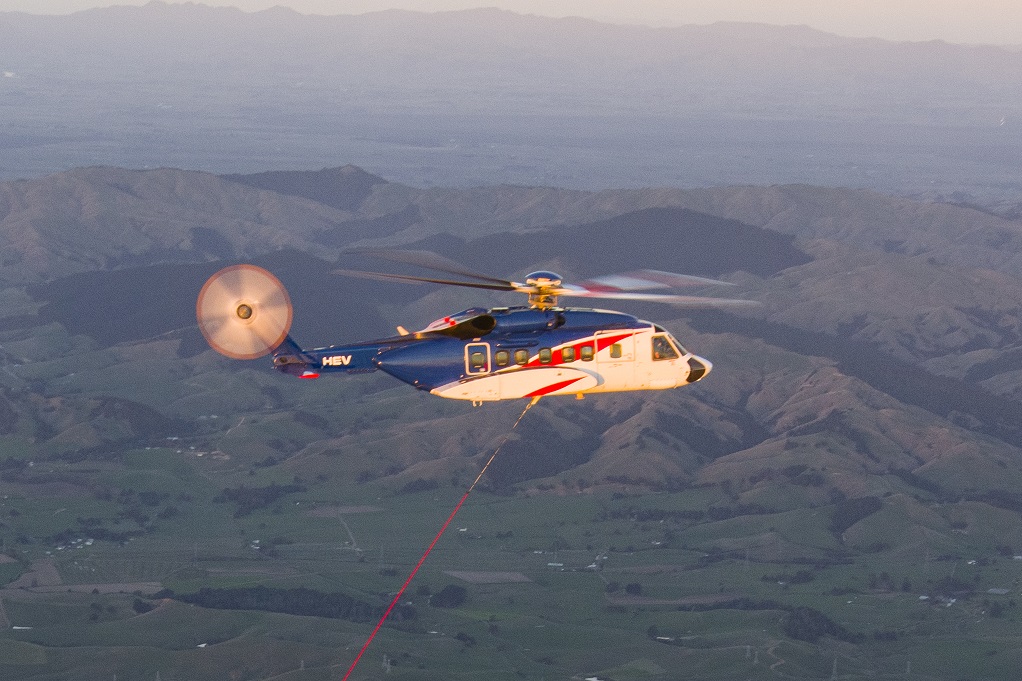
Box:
524 270 563 287
523 271 563 309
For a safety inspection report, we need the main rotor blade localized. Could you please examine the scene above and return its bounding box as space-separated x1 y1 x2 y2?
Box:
574 269 737 292
558 289 761 308
333 268 517 292
346 249 514 287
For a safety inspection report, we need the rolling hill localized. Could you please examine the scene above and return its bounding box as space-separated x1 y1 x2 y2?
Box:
2 165 1022 679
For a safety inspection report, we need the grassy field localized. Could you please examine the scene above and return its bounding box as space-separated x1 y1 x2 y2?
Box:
5 450 1022 681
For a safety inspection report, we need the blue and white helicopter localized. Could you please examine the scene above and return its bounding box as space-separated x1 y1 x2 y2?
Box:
196 250 755 403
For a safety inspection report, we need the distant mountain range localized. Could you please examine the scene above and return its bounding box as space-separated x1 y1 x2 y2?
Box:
3 3 1019 122
5 164 1018 278
1 3 1021 198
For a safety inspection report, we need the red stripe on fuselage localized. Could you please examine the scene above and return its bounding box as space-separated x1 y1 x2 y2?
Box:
595 332 632 352
522 332 634 368
524 377 585 398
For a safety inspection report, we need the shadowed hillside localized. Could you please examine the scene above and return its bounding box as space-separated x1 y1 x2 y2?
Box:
222 165 388 212
391 207 810 280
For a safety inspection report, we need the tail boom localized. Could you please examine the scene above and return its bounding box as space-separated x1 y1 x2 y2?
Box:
271 337 388 379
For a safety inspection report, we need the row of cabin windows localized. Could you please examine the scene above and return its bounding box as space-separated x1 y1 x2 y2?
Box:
471 338 675 372
473 343 615 370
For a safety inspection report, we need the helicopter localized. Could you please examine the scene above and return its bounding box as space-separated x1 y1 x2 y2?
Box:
195 250 756 404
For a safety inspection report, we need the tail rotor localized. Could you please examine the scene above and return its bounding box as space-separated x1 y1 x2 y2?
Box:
196 264 293 360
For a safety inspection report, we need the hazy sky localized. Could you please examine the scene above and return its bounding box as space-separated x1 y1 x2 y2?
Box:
2 0 1021 45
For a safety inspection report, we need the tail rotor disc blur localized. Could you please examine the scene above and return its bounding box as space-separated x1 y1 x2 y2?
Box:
196 264 293 360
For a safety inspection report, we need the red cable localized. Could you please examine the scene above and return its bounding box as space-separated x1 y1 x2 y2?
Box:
340 398 537 680
341 490 471 680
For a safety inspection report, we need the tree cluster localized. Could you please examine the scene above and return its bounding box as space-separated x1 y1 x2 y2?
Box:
828 496 883 535
167 585 407 622
430 584 467 608
212 482 307 517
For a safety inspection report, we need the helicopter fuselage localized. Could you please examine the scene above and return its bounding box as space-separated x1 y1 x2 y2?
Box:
271 306 712 403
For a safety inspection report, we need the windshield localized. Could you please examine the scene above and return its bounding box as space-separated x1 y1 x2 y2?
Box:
652 334 680 361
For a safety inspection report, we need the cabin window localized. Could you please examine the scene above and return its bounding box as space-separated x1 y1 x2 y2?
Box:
470 351 488 370
561 347 576 363
515 349 530 365
609 343 622 359
652 335 679 361
495 350 510 367
539 348 552 364
580 345 594 361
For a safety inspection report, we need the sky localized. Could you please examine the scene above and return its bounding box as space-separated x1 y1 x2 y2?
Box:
1 0 1021 45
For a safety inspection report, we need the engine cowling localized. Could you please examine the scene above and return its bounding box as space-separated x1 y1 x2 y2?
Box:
421 309 496 339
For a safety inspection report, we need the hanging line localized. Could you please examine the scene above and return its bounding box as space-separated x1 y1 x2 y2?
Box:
340 396 540 681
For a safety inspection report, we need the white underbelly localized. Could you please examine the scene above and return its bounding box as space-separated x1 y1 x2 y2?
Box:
431 366 600 401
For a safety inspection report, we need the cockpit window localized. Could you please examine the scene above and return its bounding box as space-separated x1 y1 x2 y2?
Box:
652 335 679 361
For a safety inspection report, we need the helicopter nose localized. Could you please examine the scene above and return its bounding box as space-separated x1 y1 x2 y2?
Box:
686 355 712 384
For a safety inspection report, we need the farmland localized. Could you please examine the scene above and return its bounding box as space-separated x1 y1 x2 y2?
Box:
4 407 1022 681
